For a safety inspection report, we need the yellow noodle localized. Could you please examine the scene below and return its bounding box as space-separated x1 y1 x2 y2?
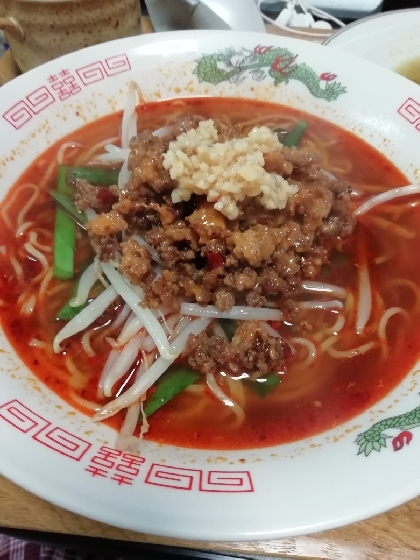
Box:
21 294 37 315
38 268 54 300
29 232 52 253
81 330 96 357
327 340 378 359
364 215 416 239
225 375 246 409
1 184 39 231
57 142 83 164
76 136 120 165
291 337 317 370
16 221 34 237
184 385 206 394
64 355 87 390
70 391 101 411
10 256 23 282
384 278 420 315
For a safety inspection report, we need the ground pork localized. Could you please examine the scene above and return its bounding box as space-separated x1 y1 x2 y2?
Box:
232 321 286 374
118 239 152 285
74 179 99 211
89 233 119 262
87 114 355 318
74 179 118 214
264 151 293 176
183 321 286 376
87 210 127 236
186 202 227 243
127 132 174 194
183 331 236 375
227 226 281 267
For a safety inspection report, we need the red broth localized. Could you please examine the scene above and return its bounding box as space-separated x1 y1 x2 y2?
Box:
0 97 419 450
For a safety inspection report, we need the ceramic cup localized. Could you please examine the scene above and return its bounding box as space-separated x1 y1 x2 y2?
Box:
0 0 142 73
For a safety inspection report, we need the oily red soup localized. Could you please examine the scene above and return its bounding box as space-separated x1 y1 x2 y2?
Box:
0 97 419 451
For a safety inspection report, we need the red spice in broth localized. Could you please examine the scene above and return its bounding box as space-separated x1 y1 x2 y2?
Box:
0 97 419 450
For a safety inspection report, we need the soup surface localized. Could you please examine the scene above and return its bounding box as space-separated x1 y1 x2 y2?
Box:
1 97 419 451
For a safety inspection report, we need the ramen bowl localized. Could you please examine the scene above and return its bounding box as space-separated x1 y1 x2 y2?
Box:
1 31 420 541
324 9 420 84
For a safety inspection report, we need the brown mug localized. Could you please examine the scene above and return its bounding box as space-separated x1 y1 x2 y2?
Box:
0 0 142 73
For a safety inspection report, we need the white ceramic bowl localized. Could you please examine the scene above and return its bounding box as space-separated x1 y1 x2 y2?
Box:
324 8 420 80
1 31 420 541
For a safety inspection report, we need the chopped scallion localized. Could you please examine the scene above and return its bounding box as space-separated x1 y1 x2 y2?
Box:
248 372 280 398
143 365 200 418
282 120 308 148
53 167 76 279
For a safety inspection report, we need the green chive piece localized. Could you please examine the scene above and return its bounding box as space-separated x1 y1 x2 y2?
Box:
282 120 308 148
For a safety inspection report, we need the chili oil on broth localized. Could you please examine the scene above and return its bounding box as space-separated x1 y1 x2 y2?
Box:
0 97 419 450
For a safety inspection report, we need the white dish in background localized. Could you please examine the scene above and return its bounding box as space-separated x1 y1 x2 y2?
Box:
145 0 266 33
324 8 420 79
1 30 420 542
258 0 384 19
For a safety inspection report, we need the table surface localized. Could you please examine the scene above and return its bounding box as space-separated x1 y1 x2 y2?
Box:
1 15 420 560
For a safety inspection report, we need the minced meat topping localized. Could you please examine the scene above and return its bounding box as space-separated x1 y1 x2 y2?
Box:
80 114 355 325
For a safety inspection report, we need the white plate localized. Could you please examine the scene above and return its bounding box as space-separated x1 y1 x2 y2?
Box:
1 31 420 541
324 9 420 74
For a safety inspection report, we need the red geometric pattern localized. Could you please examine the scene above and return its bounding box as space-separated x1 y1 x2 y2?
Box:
2 101 34 130
397 97 420 128
200 470 253 492
145 464 201 490
103 54 131 76
33 426 91 461
76 62 107 86
85 445 145 486
2 53 131 129
0 400 49 433
26 86 55 115
0 400 91 462
145 463 254 493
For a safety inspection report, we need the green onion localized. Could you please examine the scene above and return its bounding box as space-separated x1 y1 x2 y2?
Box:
143 365 200 418
56 276 104 321
57 292 87 321
282 120 308 148
219 319 238 341
50 191 87 224
248 372 280 398
53 167 76 279
62 165 120 186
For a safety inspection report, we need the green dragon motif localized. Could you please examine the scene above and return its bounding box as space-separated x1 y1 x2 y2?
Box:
356 405 420 456
193 45 346 102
